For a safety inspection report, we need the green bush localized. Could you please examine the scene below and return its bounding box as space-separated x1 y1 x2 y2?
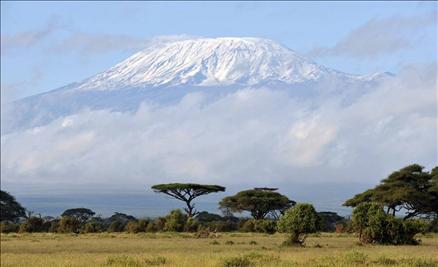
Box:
254 219 276 234
48 220 60 233
19 217 44 233
137 219 149 232
239 219 255 232
152 217 167 232
164 209 187 232
107 221 125 232
83 220 103 233
58 216 80 233
0 221 19 233
125 221 140 233
277 203 320 245
184 217 199 232
352 202 425 244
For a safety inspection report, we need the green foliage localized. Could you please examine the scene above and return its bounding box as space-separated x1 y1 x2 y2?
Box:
125 221 141 233
0 220 19 233
124 219 151 233
352 202 425 244
0 190 26 223
58 216 81 233
61 208 95 224
184 217 199 232
239 219 255 232
253 219 277 234
19 217 44 233
164 209 187 232
277 203 320 245
220 188 295 219
344 164 438 219
48 220 60 233
151 183 225 217
318 212 345 232
83 220 103 233
107 220 125 232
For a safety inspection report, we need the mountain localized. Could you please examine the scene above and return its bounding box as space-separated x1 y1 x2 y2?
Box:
2 37 391 134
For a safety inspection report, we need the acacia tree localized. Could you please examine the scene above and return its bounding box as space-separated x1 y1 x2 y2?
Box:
151 183 226 217
219 188 295 220
0 190 26 222
344 164 437 219
61 208 95 224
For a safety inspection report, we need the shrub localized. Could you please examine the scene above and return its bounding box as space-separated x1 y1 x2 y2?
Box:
48 220 60 233
164 209 187 232
239 219 255 232
137 219 149 232
277 203 320 246
83 220 103 233
152 217 167 232
58 216 80 233
107 221 125 232
254 219 276 234
352 202 425 244
125 221 140 233
0 221 19 233
19 217 44 233
184 217 199 232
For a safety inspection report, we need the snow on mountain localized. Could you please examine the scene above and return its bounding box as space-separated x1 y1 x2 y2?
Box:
2 37 392 134
76 37 342 90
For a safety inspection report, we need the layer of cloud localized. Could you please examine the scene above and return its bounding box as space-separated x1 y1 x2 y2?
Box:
1 64 436 195
308 12 437 59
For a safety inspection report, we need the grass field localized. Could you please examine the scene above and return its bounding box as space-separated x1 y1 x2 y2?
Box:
1 232 437 267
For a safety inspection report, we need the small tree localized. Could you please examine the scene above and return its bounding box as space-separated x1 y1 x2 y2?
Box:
1 190 26 223
219 188 295 220
151 183 225 217
277 203 320 246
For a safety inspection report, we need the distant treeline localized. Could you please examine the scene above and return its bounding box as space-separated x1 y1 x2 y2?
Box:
1 163 437 246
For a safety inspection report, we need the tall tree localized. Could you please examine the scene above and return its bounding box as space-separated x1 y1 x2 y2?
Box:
219 188 295 220
0 190 26 222
151 183 226 217
344 164 437 219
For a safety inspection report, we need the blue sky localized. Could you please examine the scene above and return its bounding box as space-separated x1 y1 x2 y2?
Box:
1 1 436 100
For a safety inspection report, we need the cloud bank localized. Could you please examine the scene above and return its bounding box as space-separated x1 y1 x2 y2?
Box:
1 63 436 196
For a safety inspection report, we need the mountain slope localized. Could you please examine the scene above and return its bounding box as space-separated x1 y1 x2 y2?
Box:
76 37 344 90
2 37 391 134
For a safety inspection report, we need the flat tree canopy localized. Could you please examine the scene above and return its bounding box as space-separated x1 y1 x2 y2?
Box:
61 208 95 223
0 190 26 222
344 164 438 219
151 183 226 217
219 188 295 220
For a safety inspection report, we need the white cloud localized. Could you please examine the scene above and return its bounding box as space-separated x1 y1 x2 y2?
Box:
1 64 436 194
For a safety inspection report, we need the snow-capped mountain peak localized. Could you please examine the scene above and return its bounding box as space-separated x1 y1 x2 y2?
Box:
77 37 334 90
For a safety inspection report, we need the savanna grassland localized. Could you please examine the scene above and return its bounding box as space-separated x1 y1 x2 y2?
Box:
1 233 437 267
